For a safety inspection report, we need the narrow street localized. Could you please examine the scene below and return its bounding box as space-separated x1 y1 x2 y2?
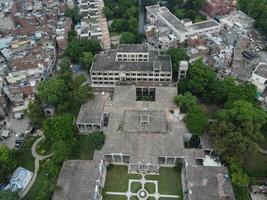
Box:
138 0 145 33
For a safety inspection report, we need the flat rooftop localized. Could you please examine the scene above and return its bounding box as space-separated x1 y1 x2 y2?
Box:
146 5 220 34
93 86 190 164
186 165 235 200
52 160 100 200
117 44 149 52
123 110 168 133
254 62 267 79
76 95 106 124
91 50 171 72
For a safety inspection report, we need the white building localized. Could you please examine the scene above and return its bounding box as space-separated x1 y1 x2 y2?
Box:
219 10 255 30
250 62 267 93
146 5 222 43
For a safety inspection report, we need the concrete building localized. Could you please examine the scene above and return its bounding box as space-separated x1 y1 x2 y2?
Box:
55 85 235 200
52 160 106 200
90 44 172 87
249 62 267 93
145 5 222 44
202 0 236 17
184 165 235 200
219 11 255 30
76 0 111 49
178 60 188 81
76 94 107 133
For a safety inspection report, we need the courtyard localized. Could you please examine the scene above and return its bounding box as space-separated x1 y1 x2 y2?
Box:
102 165 183 200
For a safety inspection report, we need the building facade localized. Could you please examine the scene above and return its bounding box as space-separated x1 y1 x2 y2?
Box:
90 44 173 87
145 5 222 44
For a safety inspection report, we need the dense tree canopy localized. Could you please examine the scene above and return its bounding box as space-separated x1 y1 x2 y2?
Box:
64 6 81 25
37 78 68 106
178 59 216 99
120 32 144 44
27 99 44 128
80 52 95 71
184 105 208 136
209 100 267 164
0 146 17 181
167 47 188 76
43 114 77 145
52 140 72 164
65 38 101 62
210 78 257 104
104 0 142 42
174 92 197 113
86 132 106 150
238 0 267 36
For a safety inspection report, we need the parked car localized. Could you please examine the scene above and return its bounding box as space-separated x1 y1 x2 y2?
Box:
15 139 23 144
15 143 22 148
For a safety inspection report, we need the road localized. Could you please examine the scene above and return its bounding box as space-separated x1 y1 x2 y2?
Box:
138 0 145 33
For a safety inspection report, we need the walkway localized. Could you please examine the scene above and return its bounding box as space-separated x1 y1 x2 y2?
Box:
258 147 267 155
21 133 53 198
105 174 180 200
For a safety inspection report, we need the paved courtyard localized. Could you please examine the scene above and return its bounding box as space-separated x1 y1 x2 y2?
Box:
102 165 183 200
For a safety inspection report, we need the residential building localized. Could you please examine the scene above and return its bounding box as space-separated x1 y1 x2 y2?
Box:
202 0 236 17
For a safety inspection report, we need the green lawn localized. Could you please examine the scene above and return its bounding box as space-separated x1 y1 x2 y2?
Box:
103 165 183 200
102 165 141 194
146 167 183 197
71 135 94 160
244 151 267 177
131 182 142 193
104 196 127 200
36 139 52 156
16 138 35 172
22 167 48 200
145 182 156 194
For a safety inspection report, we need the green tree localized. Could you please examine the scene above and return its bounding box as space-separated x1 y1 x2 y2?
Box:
43 114 77 145
64 6 81 25
0 146 17 181
52 140 72 164
120 32 137 44
59 57 71 72
143 0 158 7
37 78 68 106
65 38 101 62
27 99 44 128
174 92 197 113
167 47 188 75
209 101 267 164
87 132 106 150
103 7 113 19
68 29 77 42
111 19 129 32
184 105 208 136
80 52 95 71
211 78 257 104
0 190 19 200
178 59 216 99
